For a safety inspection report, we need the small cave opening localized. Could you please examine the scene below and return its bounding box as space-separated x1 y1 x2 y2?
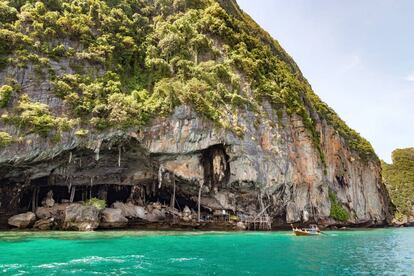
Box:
105 185 132 206
335 175 347 187
146 188 172 207
201 144 230 189
145 183 210 215
18 188 33 212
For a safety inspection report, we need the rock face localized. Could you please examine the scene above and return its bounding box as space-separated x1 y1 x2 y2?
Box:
100 208 128 228
33 218 55 230
0 0 393 229
8 212 36 229
62 204 100 231
0 103 393 228
112 202 147 220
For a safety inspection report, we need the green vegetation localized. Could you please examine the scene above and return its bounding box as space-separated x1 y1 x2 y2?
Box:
0 131 12 147
2 94 76 137
329 191 350 221
382 148 414 218
75 128 89 137
83 197 106 210
0 84 13 107
0 0 376 163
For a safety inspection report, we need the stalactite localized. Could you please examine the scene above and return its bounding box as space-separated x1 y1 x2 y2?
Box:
158 165 165 189
198 180 204 222
69 186 75 202
31 187 37 212
170 175 176 209
69 151 72 164
90 177 93 199
95 140 102 161
118 146 122 167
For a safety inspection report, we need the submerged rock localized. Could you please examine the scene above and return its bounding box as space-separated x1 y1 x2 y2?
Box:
8 212 36 229
62 204 100 231
100 208 128 228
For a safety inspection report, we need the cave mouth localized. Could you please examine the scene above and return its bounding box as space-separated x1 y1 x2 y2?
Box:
145 185 210 214
18 179 208 214
201 144 230 188
19 177 135 211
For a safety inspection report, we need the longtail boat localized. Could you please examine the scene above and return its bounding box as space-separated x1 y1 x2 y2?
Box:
291 224 321 236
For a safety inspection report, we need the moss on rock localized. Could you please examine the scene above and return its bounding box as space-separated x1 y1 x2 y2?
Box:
329 191 350 222
0 131 12 147
0 0 377 163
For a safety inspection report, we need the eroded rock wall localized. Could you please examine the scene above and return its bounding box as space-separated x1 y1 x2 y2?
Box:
0 103 392 228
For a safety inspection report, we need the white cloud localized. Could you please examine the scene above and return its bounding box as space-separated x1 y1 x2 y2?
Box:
340 54 361 73
405 71 414 81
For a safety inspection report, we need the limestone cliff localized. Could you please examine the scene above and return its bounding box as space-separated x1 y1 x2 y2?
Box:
0 0 392 228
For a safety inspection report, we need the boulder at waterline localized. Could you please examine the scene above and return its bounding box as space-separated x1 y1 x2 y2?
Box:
62 204 100 231
100 208 128 228
8 212 36 229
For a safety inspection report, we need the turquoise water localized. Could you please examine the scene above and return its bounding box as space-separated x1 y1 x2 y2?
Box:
0 228 413 275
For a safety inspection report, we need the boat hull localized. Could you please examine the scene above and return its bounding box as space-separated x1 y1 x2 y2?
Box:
293 230 320 236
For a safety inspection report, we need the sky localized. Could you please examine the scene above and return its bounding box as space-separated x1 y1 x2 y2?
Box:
237 0 414 163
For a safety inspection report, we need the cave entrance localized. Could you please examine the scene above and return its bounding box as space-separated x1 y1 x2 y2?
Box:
144 182 211 215
201 144 230 189
105 185 132 206
19 179 136 210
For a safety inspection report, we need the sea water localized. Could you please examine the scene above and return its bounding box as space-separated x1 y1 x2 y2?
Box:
0 228 413 275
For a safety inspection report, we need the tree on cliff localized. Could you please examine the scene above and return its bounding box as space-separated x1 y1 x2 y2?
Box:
382 148 414 221
0 0 376 165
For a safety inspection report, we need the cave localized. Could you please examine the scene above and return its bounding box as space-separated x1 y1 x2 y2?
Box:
16 181 135 212
0 139 239 229
201 144 230 188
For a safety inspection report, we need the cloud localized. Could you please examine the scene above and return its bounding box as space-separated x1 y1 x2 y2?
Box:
405 71 414 81
340 54 361 73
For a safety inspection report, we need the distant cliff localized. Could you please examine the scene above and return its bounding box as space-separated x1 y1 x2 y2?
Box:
0 0 392 229
382 148 414 225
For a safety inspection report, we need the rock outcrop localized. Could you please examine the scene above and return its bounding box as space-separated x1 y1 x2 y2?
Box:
0 0 393 230
100 208 128 228
33 218 55 230
62 204 100 231
8 212 36 229
112 202 147 219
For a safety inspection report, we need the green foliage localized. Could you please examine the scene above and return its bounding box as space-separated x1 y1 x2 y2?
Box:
75 128 89 137
83 197 106 210
0 131 12 147
2 94 75 137
0 84 13 107
382 148 414 217
329 191 350 222
0 0 377 164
